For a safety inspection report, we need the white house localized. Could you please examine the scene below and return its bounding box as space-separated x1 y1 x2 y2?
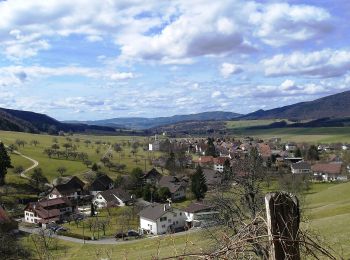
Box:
24 198 72 225
213 157 227 172
93 188 132 209
312 163 346 181
139 203 186 235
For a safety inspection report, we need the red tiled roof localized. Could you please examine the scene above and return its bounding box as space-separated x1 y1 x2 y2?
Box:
196 156 214 163
311 163 342 174
213 157 227 165
258 143 272 158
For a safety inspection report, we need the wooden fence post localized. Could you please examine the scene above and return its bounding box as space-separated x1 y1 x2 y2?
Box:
265 192 300 260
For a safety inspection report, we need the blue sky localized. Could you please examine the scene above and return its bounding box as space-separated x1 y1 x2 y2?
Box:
0 0 350 120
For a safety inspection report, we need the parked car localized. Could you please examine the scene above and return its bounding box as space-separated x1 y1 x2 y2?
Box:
115 232 127 239
56 226 68 232
127 230 140 237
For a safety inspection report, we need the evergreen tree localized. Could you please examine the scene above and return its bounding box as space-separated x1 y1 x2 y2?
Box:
191 166 207 200
294 147 302 157
205 138 217 157
307 145 319 161
0 142 12 186
90 203 95 217
157 187 171 202
222 159 233 182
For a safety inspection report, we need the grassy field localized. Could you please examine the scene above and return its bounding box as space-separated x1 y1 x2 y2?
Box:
226 120 350 143
0 130 163 182
21 229 213 260
225 119 290 129
304 181 350 258
62 207 139 239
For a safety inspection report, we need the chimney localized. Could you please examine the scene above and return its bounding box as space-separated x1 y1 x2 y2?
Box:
163 204 167 211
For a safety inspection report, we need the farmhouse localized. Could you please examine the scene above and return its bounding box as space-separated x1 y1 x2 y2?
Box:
93 188 133 209
144 168 162 185
24 197 72 225
158 176 186 201
87 174 114 195
48 176 85 200
312 162 346 181
139 203 186 235
183 202 218 228
291 161 311 174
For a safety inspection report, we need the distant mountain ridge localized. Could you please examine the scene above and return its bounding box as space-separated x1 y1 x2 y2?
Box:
0 107 116 134
241 90 350 120
72 111 242 129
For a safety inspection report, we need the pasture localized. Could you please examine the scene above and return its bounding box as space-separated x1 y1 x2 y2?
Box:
0 130 162 182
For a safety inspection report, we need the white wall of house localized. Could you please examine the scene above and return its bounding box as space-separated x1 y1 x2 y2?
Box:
24 210 41 224
291 168 311 174
149 142 160 151
140 208 186 235
140 217 158 234
214 163 224 172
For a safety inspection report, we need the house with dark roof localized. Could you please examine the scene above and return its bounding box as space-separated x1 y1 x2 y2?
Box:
92 188 133 209
158 176 186 201
291 161 311 174
183 202 218 228
144 168 162 185
139 203 186 235
312 162 346 181
48 176 85 200
24 197 72 225
88 175 114 195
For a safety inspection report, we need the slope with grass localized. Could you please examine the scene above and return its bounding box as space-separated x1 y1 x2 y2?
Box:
0 130 163 182
304 182 350 258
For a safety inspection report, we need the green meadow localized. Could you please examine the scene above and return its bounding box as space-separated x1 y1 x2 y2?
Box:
226 120 350 143
0 130 162 183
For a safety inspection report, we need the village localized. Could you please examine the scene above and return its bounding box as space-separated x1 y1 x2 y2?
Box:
12 135 350 243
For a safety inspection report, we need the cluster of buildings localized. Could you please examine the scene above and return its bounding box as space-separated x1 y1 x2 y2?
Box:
22 136 350 236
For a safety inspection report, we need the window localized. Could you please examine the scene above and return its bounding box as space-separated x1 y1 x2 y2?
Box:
168 219 172 223
173 213 177 217
160 217 167 222
180 212 182 216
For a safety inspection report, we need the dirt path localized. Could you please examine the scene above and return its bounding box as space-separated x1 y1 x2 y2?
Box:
13 151 39 180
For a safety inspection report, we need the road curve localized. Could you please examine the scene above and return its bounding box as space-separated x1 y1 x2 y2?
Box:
14 151 39 180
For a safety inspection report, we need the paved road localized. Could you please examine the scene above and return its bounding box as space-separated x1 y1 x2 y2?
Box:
18 225 201 245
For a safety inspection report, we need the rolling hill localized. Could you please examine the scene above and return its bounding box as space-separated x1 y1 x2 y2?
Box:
74 111 242 129
0 107 116 134
241 90 350 120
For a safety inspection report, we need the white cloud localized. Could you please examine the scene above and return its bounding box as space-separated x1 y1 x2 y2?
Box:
220 62 243 78
250 3 331 46
0 65 135 86
110 72 134 80
263 49 350 77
